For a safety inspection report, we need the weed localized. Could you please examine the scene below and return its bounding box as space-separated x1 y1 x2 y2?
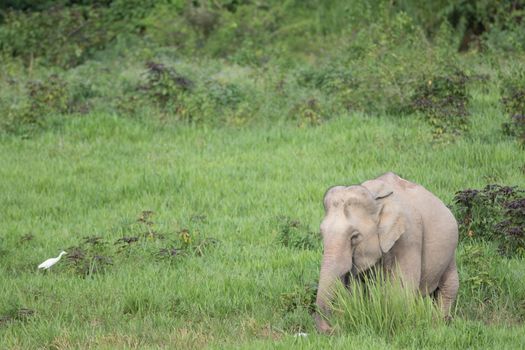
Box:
289 98 325 127
157 247 186 259
276 217 320 250
18 233 34 244
459 244 500 297
191 237 219 257
114 236 139 246
280 282 317 314
0 307 35 327
159 228 218 259
66 236 114 277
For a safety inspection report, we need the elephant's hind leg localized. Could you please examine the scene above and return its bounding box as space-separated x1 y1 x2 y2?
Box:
436 258 459 320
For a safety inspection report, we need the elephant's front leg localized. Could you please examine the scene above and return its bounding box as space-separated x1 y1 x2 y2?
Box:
314 312 333 334
389 244 422 292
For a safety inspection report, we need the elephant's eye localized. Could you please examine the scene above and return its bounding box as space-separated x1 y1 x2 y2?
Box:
350 232 361 244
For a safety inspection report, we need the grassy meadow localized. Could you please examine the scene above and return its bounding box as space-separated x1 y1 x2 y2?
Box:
1 1 525 348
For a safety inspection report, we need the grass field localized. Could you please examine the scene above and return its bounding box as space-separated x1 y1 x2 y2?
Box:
1 86 524 348
1 1 525 348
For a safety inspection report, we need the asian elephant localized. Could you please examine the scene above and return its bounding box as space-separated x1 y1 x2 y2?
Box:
315 172 459 333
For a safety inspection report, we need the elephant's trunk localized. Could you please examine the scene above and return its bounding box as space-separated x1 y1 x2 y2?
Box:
315 248 353 333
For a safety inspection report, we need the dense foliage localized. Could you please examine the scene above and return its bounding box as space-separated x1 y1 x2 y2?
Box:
1 0 524 135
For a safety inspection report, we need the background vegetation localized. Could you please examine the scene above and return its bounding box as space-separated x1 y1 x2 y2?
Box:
0 0 524 348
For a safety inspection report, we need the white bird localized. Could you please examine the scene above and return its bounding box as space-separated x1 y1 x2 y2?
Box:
38 251 67 270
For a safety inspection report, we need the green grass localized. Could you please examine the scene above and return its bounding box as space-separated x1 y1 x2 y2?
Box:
1 85 524 348
1 1 524 348
330 270 443 338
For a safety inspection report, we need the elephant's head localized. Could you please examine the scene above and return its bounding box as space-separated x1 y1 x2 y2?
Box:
314 182 406 333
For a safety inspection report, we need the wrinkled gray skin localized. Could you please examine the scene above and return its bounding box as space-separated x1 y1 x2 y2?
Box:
315 172 459 333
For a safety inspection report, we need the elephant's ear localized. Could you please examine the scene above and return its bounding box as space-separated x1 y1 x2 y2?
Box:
362 179 405 252
377 199 406 253
361 179 393 200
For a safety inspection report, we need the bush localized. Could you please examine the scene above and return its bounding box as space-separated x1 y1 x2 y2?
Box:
0 6 113 68
66 235 114 277
117 61 195 121
501 70 525 147
141 61 194 108
453 184 525 257
411 70 470 136
142 1 283 65
443 0 525 52
0 1 158 68
295 10 465 121
394 0 525 52
288 97 326 127
0 74 71 135
119 60 260 125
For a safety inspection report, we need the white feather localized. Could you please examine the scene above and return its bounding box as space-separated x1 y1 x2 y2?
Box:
38 251 67 270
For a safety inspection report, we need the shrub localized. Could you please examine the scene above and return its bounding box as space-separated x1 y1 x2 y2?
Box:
298 10 464 119
0 1 158 68
0 74 71 135
142 1 288 65
0 6 112 68
118 61 195 121
411 70 470 136
502 114 525 147
26 75 69 116
394 0 525 52
501 70 525 147
495 198 525 256
66 236 114 277
453 184 525 257
288 97 325 127
141 61 194 109
119 60 259 125
443 0 525 52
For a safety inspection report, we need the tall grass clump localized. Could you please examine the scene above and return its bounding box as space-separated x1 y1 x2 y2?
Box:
330 269 443 338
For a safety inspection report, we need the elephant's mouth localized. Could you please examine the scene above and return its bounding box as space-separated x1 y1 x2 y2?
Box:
342 272 351 289
345 261 381 287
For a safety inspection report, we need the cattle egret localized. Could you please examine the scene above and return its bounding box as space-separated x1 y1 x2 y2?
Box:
38 251 67 270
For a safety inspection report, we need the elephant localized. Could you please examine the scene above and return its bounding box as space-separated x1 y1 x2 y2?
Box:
314 172 459 333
